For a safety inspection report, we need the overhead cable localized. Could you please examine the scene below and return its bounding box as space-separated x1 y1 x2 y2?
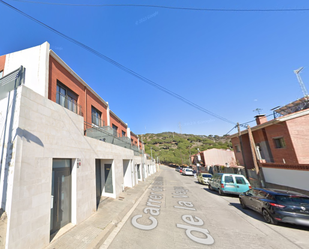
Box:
7 0 309 12
0 0 236 125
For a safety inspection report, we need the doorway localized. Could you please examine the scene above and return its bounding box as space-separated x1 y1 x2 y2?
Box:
104 164 113 194
50 159 72 236
95 159 102 208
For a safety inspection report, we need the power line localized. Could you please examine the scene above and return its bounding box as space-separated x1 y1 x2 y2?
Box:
8 0 309 12
224 125 237 135
0 0 236 125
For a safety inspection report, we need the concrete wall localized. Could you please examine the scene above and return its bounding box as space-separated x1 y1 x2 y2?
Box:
203 148 236 167
4 86 137 249
263 167 309 192
3 42 50 98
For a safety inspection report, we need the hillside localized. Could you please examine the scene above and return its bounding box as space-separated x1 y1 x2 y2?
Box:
139 132 232 166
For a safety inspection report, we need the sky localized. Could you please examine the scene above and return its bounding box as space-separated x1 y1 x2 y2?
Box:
1 0 309 136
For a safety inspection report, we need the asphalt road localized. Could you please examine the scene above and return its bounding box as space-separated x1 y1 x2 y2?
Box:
101 165 309 249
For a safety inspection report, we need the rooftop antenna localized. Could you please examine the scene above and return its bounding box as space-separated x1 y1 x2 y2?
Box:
253 108 262 115
294 67 309 100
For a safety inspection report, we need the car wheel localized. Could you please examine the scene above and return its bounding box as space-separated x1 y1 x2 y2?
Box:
208 184 213 190
262 209 277 225
219 189 224 196
239 199 247 209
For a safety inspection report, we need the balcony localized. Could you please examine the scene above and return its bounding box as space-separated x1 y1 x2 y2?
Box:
91 114 105 127
84 121 142 152
56 91 83 116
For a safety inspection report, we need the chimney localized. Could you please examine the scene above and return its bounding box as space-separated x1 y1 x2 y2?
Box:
255 115 267 125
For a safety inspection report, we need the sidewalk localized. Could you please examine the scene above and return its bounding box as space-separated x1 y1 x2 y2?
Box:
46 173 157 249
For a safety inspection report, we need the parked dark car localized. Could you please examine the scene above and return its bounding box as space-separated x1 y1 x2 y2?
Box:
239 188 309 226
175 167 181 172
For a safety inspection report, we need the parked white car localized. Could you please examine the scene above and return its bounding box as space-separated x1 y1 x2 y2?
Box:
182 168 194 176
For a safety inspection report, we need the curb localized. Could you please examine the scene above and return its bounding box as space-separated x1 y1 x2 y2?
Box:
88 175 157 249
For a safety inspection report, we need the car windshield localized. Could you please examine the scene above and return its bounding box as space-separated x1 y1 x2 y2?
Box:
202 174 212 178
275 195 309 205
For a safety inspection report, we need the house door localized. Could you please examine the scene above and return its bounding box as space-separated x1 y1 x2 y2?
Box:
95 159 102 208
104 164 113 193
137 164 141 180
50 159 71 235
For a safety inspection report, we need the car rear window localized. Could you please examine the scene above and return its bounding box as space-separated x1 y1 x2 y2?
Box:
186 169 192 172
224 176 234 183
202 174 212 178
235 177 246 184
275 196 309 205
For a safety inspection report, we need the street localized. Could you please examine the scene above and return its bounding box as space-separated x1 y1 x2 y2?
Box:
101 165 309 249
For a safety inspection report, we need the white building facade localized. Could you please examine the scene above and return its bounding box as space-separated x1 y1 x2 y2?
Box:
0 42 156 249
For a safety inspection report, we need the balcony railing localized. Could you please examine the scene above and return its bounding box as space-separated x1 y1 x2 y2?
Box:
84 121 142 152
0 66 24 100
56 91 83 116
91 114 105 127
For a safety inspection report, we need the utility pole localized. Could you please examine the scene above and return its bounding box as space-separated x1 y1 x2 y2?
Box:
247 125 259 174
237 123 249 179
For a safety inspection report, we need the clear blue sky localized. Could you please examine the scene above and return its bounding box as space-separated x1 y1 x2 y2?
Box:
1 0 309 136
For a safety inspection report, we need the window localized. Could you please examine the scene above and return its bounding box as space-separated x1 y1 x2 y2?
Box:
273 137 285 149
122 131 126 137
56 82 78 113
224 176 234 183
235 176 246 184
112 124 118 136
235 145 241 152
91 106 102 126
0 71 3 79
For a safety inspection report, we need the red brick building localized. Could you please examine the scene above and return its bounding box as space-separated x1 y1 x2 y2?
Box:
230 98 309 169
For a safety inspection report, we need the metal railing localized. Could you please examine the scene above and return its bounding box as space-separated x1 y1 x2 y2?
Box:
84 121 142 152
91 114 105 127
56 91 83 116
0 66 24 100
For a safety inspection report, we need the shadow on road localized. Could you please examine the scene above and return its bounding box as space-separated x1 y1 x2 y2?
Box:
229 201 309 231
202 187 239 198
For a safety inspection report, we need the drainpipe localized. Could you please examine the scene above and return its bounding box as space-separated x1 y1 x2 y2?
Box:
106 102 110 127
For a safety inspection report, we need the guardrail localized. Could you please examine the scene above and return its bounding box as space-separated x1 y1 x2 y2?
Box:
84 121 142 152
56 91 83 116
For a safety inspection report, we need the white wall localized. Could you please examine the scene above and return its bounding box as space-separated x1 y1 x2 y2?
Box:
263 167 309 191
5 86 136 249
4 42 50 98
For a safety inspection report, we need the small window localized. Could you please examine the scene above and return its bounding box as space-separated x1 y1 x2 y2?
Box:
0 71 3 78
224 176 234 183
273 137 285 149
235 176 246 184
112 124 118 136
56 81 78 113
91 106 102 126
122 131 126 137
235 145 241 152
